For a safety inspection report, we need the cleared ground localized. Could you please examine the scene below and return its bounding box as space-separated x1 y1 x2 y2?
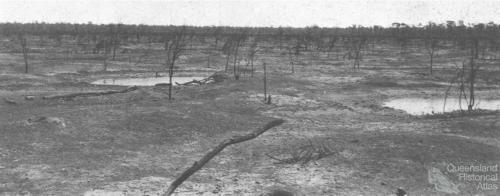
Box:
0 38 499 195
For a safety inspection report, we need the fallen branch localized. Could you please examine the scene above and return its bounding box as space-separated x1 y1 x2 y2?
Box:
42 86 138 100
176 77 214 86
4 98 18 105
175 79 203 86
164 119 285 196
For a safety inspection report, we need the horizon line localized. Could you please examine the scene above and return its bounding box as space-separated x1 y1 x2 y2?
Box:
0 19 492 29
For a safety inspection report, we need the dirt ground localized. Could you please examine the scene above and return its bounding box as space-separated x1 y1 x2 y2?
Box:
0 39 499 196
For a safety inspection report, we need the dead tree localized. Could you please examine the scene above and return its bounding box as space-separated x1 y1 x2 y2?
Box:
276 27 285 50
326 36 338 58
287 46 295 73
347 37 366 70
231 32 246 80
163 119 284 196
467 47 478 111
246 39 259 77
164 27 188 100
111 24 122 61
213 27 222 49
263 61 268 102
397 37 409 57
102 39 109 71
221 37 234 72
18 34 29 73
443 40 480 113
287 39 303 73
221 32 246 78
425 38 439 75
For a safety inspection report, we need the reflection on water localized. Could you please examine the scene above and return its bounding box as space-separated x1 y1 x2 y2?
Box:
91 76 205 86
383 98 500 115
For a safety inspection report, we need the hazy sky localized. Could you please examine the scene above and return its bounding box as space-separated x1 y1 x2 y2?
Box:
1 0 499 27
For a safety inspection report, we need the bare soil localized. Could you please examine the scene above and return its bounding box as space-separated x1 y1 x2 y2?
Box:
0 40 499 196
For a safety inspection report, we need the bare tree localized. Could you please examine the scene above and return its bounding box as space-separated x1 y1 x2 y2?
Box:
287 39 303 73
221 37 234 72
102 39 109 71
221 32 246 79
111 24 122 61
425 38 439 75
212 27 222 49
231 32 246 80
276 27 285 50
262 61 269 103
164 27 188 100
466 46 478 111
346 37 366 70
17 34 29 73
326 36 338 58
246 39 259 77
444 40 481 113
287 46 295 74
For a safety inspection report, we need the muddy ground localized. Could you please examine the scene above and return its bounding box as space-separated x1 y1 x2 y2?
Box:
0 40 499 196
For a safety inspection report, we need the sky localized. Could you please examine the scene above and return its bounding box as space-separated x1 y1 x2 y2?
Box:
0 0 499 27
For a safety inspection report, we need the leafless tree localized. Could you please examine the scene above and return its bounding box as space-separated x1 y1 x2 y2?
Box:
17 34 29 73
102 38 109 71
287 46 295 74
164 26 188 100
466 46 479 111
326 36 338 58
231 32 246 80
246 39 259 77
276 27 285 50
425 38 439 75
221 32 246 79
221 37 234 72
345 37 366 70
111 24 122 61
287 39 303 73
212 27 222 49
444 40 481 112
263 61 268 103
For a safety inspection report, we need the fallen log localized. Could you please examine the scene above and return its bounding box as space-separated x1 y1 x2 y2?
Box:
25 95 36 100
4 98 18 105
163 119 285 196
176 79 204 86
154 83 171 87
42 86 138 100
176 77 214 86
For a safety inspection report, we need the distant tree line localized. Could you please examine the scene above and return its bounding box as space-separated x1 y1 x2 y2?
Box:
1 21 499 41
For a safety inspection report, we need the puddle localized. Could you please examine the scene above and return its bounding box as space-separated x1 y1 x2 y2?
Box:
91 76 205 86
384 98 500 115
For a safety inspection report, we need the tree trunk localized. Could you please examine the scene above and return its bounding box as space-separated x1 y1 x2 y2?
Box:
429 51 434 75
251 59 254 77
22 47 29 73
103 41 108 71
112 39 118 60
224 53 231 72
233 41 241 78
468 56 475 111
263 62 267 102
19 36 29 73
168 60 175 101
